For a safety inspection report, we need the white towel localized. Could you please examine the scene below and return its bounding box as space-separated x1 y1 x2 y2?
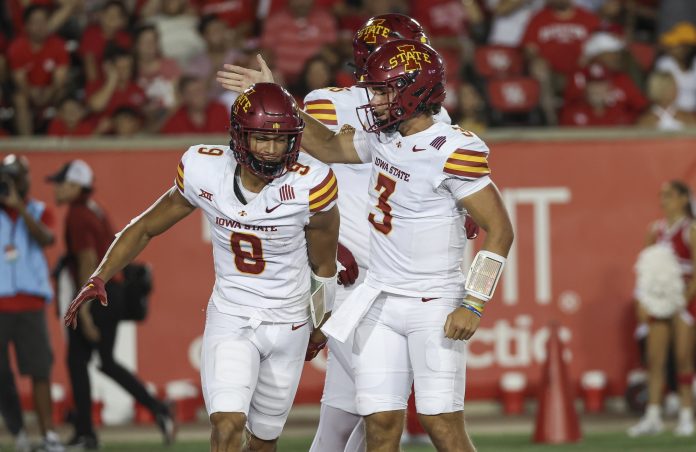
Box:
321 283 381 343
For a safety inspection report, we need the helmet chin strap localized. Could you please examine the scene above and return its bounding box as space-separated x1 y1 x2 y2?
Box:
248 155 284 180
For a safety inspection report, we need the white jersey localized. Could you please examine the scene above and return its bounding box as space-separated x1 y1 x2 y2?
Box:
304 86 451 269
352 122 492 297
176 145 338 322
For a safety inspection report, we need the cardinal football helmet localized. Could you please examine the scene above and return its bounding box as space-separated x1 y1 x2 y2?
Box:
230 83 304 179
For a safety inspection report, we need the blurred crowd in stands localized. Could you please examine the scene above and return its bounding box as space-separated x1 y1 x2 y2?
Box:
0 0 695 137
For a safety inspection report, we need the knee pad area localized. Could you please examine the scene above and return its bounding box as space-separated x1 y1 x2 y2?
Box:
247 413 284 441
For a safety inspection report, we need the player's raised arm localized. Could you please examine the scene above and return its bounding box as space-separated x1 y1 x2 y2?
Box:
64 187 195 328
298 109 362 164
217 56 363 164
217 55 274 92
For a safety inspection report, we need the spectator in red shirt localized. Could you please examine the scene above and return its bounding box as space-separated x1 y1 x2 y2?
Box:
409 0 485 85
133 25 182 128
86 47 146 127
79 1 133 83
560 63 635 126
523 0 600 124
47 97 102 137
564 32 648 122
160 76 229 134
7 5 70 135
410 0 487 44
261 0 338 84
523 0 600 75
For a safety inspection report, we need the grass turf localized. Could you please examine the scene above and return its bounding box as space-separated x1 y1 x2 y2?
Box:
77 432 694 451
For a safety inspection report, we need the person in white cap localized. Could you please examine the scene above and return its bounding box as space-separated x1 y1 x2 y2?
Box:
563 32 648 123
47 160 176 450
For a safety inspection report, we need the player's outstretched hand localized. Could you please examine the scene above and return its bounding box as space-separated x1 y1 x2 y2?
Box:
464 214 479 240
337 242 359 286
305 328 328 361
64 276 108 329
216 54 274 93
444 305 480 341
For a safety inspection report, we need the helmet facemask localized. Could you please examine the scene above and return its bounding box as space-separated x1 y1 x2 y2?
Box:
357 75 413 134
230 124 302 180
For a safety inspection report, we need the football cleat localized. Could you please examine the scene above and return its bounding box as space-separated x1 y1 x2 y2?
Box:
627 416 664 437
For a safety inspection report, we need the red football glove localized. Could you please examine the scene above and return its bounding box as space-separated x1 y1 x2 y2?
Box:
337 242 359 286
64 277 108 329
464 214 479 240
305 330 328 361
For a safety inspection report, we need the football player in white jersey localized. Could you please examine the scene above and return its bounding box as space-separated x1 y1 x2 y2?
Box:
300 14 456 452
63 83 340 452
221 40 514 451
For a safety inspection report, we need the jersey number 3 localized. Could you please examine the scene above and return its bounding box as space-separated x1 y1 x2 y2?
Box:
368 173 397 235
230 232 265 274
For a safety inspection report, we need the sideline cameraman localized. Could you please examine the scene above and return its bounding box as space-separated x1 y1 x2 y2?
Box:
0 154 63 452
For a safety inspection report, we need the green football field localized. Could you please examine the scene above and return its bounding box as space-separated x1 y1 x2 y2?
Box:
84 432 694 451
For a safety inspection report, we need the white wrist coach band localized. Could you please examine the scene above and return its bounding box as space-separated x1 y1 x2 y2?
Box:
465 250 506 303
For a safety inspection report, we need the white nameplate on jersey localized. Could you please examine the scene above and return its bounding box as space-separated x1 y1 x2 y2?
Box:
4 244 18 262
310 278 327 328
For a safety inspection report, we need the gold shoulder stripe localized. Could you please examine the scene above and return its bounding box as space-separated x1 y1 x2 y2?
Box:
310 183 338 212
447 153 488 164
309 173 337 202
444 163 490 174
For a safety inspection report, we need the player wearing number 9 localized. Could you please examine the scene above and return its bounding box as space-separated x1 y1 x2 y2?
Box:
63 83 340 452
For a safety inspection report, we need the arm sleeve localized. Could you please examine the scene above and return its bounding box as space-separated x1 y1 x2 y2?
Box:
352 129 373 163
433 137 492 190
442 147 491 179
440 176 492 201
308 167 338 214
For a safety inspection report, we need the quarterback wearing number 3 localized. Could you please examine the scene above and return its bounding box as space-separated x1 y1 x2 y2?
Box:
221 39 514 451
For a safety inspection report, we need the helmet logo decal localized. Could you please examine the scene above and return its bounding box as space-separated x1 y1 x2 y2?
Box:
233 88 255 114
388 44 432 73
272 122 280 129
357 19 390 44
